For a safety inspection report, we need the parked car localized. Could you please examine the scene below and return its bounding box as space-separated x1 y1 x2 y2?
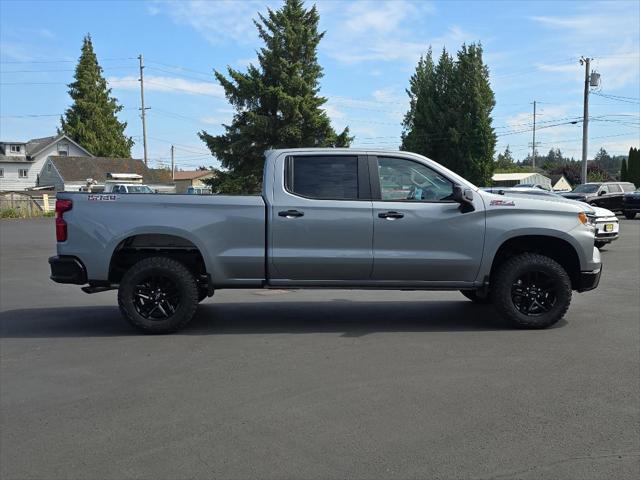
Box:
104 183 155 194
187 186 212 195
49 148 601 334
513 183 549 190
561 182 636 211
483 187 619 248
622 189 640 219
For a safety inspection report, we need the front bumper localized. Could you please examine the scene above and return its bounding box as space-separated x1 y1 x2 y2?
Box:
576 267 602 292
49 256 87 284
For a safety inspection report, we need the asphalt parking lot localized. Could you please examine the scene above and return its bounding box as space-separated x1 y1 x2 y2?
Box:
1 218 639 480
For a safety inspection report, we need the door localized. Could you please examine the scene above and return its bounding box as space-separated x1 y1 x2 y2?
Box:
269 154 373 281
370 156 485 283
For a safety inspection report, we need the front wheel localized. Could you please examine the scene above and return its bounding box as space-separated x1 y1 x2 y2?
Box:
491 253 572 329
624 211 637 220
118 257 199 334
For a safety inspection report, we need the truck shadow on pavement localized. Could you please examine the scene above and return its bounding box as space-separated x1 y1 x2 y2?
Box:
0 300 567 338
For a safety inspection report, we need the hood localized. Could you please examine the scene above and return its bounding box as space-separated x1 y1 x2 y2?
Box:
589 205 616 217
561 192 590 200
481 191 592 214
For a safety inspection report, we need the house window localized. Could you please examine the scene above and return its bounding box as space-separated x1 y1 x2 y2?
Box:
57 142 69 156
0 168 4 178
10 145 22 153
19 169 28 178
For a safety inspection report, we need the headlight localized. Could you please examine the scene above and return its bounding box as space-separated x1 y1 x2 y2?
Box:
578 211 596 226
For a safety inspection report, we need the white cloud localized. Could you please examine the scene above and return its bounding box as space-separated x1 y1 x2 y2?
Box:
530 5 640 91
148 0 276 45
108 75 224 97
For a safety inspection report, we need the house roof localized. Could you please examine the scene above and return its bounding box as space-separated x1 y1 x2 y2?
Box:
173 170 214 181
1 134 93 158
492 172 549 181
0 154 32 163
49 156 174 185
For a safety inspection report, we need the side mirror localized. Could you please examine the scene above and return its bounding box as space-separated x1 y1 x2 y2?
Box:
453 184 475 212
598 190 605 196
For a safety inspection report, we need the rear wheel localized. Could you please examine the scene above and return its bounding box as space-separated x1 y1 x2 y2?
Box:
118 257 198 334
491 253 571 329
460 290 492 304
624 211 637 220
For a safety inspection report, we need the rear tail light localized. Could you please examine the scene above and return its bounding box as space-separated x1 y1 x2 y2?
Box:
55 199 73 242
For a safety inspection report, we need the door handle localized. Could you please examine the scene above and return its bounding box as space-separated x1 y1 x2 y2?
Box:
378 211 404 219
278 209 304 218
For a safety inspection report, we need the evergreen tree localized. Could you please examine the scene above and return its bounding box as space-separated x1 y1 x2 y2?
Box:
628 147 640 187
620 157 628 181
401 48 436 156
495 145 515 169
200 0 351 194
401 43 496 186
59 34 133 157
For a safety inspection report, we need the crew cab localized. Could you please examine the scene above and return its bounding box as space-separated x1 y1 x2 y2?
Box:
49 149 602 333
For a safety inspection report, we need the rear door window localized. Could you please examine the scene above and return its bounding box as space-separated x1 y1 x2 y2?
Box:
286 155 359 200
608 184 622 193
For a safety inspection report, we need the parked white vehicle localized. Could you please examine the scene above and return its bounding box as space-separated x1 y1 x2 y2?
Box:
104 183 154 194
483 187 620 248
590 206 619 248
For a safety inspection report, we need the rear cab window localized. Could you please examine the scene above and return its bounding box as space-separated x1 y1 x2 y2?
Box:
285 155 361 200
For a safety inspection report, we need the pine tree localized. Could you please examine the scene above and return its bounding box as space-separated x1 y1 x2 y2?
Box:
401 48 436 156
200 0 351 194
59 34 133 157
620 157 628 181
495 145 514 169
401 43 496 186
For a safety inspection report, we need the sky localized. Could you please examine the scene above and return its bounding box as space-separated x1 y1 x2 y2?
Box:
1 0 639 172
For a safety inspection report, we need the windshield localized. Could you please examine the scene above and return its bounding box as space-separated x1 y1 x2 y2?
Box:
126 185 153 193
572 184 600 193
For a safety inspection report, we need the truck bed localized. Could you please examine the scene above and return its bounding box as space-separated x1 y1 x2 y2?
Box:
56 192 267 286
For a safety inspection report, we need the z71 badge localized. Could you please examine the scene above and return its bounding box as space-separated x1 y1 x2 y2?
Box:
490 199 515 207
88 194 117 202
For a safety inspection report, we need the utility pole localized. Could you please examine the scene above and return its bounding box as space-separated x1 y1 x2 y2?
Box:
580 57 591 184
171 145 175 180
532 100 537 169
138 54 149 166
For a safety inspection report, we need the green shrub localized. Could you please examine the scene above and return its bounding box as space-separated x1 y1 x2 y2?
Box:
0 208 21 219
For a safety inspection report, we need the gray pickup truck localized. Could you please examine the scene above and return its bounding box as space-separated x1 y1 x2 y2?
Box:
49 149 601 333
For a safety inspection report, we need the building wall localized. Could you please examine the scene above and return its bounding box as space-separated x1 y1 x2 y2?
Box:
0 163 34 191
38 158 65 191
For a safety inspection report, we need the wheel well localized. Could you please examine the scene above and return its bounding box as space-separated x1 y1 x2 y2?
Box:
109 234 207 284
491 235 581 288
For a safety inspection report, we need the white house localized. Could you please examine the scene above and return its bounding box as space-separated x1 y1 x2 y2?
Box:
0 135 92 191
491 172 552 190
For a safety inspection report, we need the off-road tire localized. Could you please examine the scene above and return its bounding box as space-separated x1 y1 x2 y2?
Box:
118 257 198 334
624 211 637 220
460 290 492 304
491 253 571 329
